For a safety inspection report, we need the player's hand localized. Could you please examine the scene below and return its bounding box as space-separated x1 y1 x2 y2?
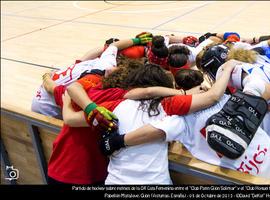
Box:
135 32 153 39
198 32 217 43
133 32 153 45
183 36 199 47
62 91 71 106
221 59 243 72
132 37 152 45
95 106 117 121
85 103 118 132
88 109 118 132
100 131 126 156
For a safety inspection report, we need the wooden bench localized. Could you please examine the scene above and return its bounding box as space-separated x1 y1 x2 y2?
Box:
2 103 270 185
1 103 62 184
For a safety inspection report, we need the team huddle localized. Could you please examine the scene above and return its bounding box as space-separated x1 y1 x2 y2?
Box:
31 31 270 185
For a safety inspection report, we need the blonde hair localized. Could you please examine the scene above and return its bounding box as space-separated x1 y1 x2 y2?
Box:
196 43 258 71
227 48 257 64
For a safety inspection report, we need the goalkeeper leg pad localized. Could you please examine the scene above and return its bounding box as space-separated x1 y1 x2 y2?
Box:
206 91 268 159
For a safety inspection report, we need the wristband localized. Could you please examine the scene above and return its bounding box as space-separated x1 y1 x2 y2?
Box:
118 134 126 148
253 37 256 44
132 38 141 45
84 102 97 116
123 134 127 147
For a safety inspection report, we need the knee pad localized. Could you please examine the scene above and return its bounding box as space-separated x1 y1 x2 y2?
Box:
206 90 268 159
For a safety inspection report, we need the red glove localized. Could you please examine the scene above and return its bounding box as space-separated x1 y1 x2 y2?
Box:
183 36 199 47
86 109 118 132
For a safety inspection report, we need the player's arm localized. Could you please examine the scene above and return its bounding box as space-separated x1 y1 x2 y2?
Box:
79 46 104 62
65 82 117 128
78 35 152 62
124 124 166 145
67 81 184 109
62 91 88 127
100 115 185 156
262 83 270 102
188 59 241 113
162 59 241 116
167 35 185 43
67 82 92 110
125 86 204 100
111 37 152 50
166 34 199 46
198 31 241 44
62 90 117 130
124 87 186 99
241 35 270 45
100 124 166 156
67 77 204 113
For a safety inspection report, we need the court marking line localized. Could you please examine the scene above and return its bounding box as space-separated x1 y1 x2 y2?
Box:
73 1 208 14
2 13 204 36
2 3 124 43
104 0 178 6
151 1 215 29
2 13 69 22
1 57 59 70
208 1 254 31
12 4 52 14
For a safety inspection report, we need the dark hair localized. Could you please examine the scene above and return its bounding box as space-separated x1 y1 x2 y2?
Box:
175 69 204 90
125 63 174 117
151 35 169 58
168 45 190 68
102 58 143 89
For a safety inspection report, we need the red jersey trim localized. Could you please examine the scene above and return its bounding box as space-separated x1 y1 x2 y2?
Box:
162 95 192 116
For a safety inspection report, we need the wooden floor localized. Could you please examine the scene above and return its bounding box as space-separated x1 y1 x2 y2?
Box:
1 1 270 110
1 1 270 184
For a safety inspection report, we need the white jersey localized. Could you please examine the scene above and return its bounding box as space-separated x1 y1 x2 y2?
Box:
106 99 188 185
219 56 270 89
31 46 118 118
150 95 270 178
233 40 269 50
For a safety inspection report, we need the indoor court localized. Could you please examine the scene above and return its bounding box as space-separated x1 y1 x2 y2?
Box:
1 1 270 185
